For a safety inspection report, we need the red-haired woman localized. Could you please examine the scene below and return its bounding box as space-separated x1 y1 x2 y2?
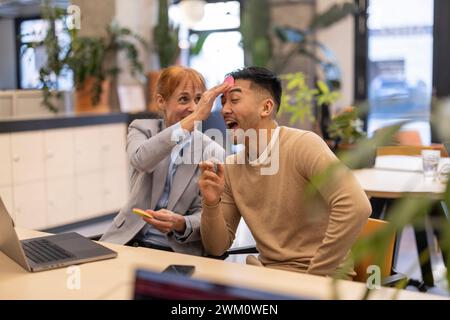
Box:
101 66 230 255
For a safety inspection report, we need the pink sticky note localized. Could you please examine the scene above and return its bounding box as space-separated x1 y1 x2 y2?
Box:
224 75 234 86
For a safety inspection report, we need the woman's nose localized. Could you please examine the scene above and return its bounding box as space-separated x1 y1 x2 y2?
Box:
187 101 196 112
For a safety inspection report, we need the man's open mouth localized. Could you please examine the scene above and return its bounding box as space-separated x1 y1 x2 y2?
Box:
225 120 239 130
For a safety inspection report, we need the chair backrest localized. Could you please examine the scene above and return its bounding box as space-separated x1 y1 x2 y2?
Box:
353 218 396 282
393 130 422 146
376 145 449 157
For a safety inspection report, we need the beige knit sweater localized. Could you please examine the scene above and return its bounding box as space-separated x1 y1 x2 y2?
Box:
200 127 372 277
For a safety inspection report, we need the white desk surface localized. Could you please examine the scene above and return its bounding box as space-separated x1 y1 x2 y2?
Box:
0 229 445 300
353 168 447 199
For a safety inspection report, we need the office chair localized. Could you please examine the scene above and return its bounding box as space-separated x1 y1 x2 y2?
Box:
353 218 407 286
393 130 422 146
213 218 413 288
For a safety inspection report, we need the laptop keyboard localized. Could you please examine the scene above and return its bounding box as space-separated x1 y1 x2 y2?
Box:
22 239 76 264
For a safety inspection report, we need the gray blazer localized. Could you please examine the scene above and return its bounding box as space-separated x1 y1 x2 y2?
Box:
101 119 224 256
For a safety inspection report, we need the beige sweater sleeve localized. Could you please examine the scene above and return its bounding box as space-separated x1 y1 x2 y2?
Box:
297 133 372 276
200 167 242 256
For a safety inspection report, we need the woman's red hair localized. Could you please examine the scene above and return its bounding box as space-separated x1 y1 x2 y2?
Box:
156 66 206 100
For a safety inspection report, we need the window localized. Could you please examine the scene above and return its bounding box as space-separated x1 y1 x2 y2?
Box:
17 17 73 90
170 1 243 88
169 0 243 136
356 0 435 145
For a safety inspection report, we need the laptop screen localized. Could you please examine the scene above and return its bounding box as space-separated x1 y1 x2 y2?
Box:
133 269 303 300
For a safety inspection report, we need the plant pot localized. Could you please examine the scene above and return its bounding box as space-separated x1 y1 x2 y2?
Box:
334 142 376 169
75 78 111 114
336 142 357 152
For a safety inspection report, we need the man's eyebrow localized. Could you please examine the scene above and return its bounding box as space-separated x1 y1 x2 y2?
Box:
228 88 242 94
221 87 242 103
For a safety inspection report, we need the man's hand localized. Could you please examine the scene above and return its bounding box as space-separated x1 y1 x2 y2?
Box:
142 209 186 234
198 160 225 206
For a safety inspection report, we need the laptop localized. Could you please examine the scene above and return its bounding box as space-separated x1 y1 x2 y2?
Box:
0 197 117 272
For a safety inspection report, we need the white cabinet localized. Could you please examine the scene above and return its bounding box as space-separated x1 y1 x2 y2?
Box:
0 95 14 117
11 131 45 184
75 172 104 220
100 124 127 170
100 124 128 214
103 169 128 214
13 181 47 230
5 122 129 229
0 134 12 187
74 126 102 174
0 186 14 218
44 129 74 179
46 177 76 227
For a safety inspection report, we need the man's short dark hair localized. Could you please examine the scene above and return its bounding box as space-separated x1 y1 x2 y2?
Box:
227 66 282 113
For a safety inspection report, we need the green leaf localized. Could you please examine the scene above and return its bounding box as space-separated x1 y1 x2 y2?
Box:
317 80 330 94
190 32 210 56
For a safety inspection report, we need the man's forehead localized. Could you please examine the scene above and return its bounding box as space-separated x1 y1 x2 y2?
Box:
232 79 252 91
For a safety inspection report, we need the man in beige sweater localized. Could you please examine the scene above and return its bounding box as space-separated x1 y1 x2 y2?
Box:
199 67 372 278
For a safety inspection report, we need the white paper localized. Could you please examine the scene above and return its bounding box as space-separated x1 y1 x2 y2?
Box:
374 155 423 171
118 85 146 113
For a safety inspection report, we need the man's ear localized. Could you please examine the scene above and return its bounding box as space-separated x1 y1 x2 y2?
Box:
261 98 275 119
156 94 166 113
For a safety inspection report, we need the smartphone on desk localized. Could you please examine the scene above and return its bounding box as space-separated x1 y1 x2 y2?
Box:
162 265 195 277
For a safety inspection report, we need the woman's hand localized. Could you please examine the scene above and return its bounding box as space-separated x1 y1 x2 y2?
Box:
143 209 186 234
181 82 231 131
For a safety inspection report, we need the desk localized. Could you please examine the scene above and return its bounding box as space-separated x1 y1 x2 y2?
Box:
0 229 445 300
353 168 447 287
353 168 446 199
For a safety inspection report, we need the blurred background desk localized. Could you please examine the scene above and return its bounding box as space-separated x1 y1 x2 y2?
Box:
0 228 444 300
353 168 448 288
353 168 446 199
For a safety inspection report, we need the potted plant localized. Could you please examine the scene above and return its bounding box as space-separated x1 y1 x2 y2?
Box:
272 2 357 88
153 0 179 69
278 72 340 134
327 106 366 152
25 1 148 113
241 0 272 67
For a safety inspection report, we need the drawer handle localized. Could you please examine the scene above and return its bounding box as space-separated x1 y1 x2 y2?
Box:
13 155 20 162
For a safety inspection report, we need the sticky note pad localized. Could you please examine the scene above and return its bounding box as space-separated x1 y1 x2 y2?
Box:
132 208 153 219
224 75 234 86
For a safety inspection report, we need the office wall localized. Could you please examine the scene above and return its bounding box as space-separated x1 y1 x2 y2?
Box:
269 0 316 130
115 0 156 85
0 18 17 90
270 0 315 77
316 0 355 113
71 0 116 38
71 0 120 111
